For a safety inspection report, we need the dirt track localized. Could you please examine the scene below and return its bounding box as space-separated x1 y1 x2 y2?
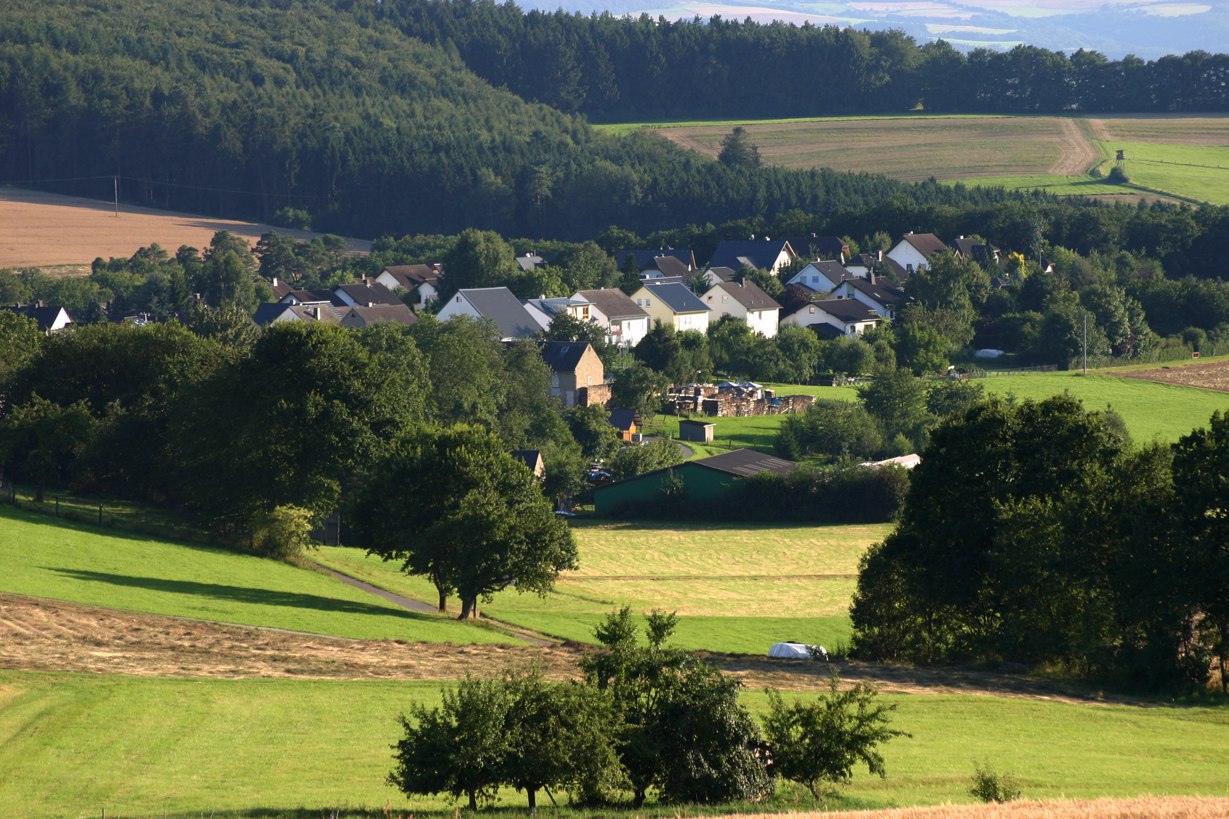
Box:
728 796 1229 819
0 187 370 269
0 593 1135 704
1049 118 1098 175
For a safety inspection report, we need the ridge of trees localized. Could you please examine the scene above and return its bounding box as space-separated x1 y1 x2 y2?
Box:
373 0 1229 119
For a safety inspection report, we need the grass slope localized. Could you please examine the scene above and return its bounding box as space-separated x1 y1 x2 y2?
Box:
0 504 516 644
316 521 890 654
2 670 1227 817
1091 141 1229 205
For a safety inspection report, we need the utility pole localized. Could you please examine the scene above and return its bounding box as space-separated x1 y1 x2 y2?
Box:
113 175 119 218
1082 311 1088 375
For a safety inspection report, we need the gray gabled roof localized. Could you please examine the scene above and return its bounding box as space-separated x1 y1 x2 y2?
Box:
335 281 403 307
842 277 904 307
341 304 417 327
458 287 543 340
693 449 796 477
619 248 695 271
539 341 592 373
785 235 848 261
575 288 647 321
643 282 707 314
708 279 780 312
899 232 948 258
812 299 878 323
607 408 637 431
706 239 794 271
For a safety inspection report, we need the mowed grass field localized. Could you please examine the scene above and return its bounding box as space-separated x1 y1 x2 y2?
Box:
315 520 890 655
616 113 1229 205
0 504 516 644
2 669 1227 818
645 368 1229 456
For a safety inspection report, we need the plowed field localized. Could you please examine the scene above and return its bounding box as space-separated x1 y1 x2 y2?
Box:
1120 359 1229 393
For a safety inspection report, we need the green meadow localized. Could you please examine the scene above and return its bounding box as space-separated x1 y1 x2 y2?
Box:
315 520 890 655
1091 140 1229 205
649 370 1229 455
2 669 1227 818
0 504 516 644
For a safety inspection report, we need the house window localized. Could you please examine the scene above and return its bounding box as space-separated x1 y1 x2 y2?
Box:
808 306 815 313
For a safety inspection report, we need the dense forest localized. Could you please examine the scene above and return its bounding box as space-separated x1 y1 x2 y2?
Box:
0 0 1029 240
374 1 1229 119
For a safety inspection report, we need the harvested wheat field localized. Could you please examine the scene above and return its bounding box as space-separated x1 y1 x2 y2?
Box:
729 796 1229 819
0 592 1134 704
1120 359 1229 393
0 187 370 270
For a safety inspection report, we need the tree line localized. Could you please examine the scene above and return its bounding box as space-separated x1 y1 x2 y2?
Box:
372 0 1229 119
851 395 1229 693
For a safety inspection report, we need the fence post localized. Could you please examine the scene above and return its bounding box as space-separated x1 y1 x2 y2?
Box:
99 505 104 526
55 497 60 516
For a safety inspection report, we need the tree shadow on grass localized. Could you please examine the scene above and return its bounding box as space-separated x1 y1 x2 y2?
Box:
48 567 435 622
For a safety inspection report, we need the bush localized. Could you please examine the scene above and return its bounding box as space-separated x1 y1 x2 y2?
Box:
762 677 906 801
251 504 315 558
969 760 1022 803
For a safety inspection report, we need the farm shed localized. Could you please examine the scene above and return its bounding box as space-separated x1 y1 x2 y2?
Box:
594 449 795 516
678 419 714 443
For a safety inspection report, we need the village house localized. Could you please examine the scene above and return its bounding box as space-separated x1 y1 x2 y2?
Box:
593 449 796 516
4 303 73 333
781 297 881 336
784 235 849 263
785 260 850 293
630 281 710 333
334 278 404 308
617 248 697 278
375 263 442 307
339 304 417 328
574 288 650 348
436 286 547 341
885 232 948 276
539 341 606 408
831 276 904 320
702 279 781 338
705 238 795 276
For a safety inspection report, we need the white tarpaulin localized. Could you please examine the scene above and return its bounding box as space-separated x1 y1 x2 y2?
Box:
769 642 823 660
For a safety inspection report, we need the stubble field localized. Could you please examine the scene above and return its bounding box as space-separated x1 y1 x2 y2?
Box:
0 187 370 270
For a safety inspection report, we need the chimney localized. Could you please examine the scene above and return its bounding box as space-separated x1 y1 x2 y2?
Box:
877 250 883 263
271 276 279 287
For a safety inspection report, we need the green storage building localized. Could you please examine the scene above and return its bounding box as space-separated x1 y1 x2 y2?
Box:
594 448 796 516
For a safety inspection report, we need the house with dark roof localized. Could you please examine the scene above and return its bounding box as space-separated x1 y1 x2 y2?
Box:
630 282 710 333
339 304 418 329
698 266 739 287
436 287 548 341
279 288 345 307
786 260 850 294
523 296 593 329
607 408 639 442
702 279 781 338
375 264 442 306
618 248 697 276
539 341 604 407
593 449 796 516
785 235 849 263
334 278 404 308
253 302 343 326
4 303 73 333
781 297 881 336
831 277 904 320
574 288 650 348
706 238 795 275
952 236 1002 270
886 232 948 276
511 449 546 479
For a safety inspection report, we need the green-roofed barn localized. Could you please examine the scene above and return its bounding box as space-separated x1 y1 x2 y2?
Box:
594 449 795 516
